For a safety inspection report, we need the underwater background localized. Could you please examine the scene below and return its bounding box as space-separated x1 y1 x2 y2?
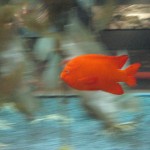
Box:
0 93 150 150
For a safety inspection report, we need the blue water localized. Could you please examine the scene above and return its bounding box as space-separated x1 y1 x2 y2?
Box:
0 94 150 150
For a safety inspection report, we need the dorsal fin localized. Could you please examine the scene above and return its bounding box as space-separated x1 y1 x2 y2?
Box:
112 55 128 69
82 54 128 69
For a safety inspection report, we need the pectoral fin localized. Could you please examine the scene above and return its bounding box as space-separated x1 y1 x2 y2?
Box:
103 82 124 95
78 76 97 84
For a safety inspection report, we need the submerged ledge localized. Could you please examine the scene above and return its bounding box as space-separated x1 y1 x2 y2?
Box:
33 90 150 98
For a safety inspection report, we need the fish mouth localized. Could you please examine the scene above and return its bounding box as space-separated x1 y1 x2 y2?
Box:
60 72 65 80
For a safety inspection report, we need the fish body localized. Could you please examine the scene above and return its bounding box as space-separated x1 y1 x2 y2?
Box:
60 54 141 95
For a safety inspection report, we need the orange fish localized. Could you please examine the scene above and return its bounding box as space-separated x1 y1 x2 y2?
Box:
60 54 141 95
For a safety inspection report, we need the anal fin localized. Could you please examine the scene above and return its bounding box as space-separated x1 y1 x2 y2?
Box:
103 82 124 95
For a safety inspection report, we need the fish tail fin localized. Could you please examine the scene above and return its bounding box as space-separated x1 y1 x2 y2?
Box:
125 63 141 86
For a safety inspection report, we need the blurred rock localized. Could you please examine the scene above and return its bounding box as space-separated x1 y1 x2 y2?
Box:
0 4 39 120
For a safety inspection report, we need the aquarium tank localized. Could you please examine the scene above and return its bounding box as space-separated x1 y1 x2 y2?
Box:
0 0 150 150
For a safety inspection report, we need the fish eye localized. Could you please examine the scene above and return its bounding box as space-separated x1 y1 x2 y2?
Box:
64 70 70 74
